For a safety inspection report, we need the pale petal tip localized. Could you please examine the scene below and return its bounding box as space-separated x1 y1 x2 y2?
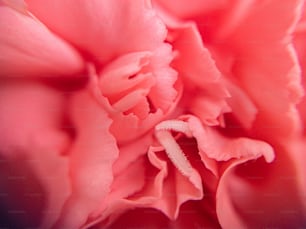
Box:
264 145 275 163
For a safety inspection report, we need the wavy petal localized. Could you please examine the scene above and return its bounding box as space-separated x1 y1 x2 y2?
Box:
186 116 275 163
83 134 154 227
86 157 147 228
98 45 178 115
160 18 230 125
218 145 306 228
294 4 306 135
54 90 119 228
143 147 203 219
89 64 181 144
100 144 202 226
161 0 304 139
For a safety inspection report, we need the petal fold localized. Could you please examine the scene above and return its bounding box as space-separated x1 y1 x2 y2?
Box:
54 90 119 228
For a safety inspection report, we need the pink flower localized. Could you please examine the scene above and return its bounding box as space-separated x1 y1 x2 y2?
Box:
0 0 305 229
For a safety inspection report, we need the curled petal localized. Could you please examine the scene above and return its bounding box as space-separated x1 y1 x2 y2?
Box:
83 43 180 144
143 147 203 219
83 139 203 228
185 115 275 163
218 145 306 228
158 16 231 125
76 134 153 228
99 52 154 96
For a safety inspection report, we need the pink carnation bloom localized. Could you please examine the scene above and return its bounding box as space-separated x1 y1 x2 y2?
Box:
0 0 305 228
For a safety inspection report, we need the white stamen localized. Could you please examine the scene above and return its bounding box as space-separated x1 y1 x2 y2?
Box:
154 120 193 177
155 120 192 137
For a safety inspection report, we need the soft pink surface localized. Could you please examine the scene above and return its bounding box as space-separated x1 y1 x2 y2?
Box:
153 0 306 228
293 2 306 216
0 0 305 228
295 4 306 134
0 3 84 77
0 81 71 227
25 0 167 63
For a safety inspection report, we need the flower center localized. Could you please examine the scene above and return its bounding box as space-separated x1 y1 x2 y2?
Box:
154 120 194 177
98 52 156 118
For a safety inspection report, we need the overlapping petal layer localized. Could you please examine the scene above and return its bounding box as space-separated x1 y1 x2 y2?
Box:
0 0 305 228
25 0 167 63
0 3 84 78
54 89 119 228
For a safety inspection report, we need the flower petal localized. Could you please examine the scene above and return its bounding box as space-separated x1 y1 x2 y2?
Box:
0 3 84 77
0 81 71 228
78 134 152 228
154 0 227 19
221 0 304 140
87 157 147 228
0 156 68 229
287 138 306 218
85 44 180 144
161 18 231 126
218 145 306 228
186 116 275 163
224 79 258 129
1 0 28 14
54 90 119 228
294 4 306 135
97 144 203 225
0 81 69 158
69 134 153 228
26 0 167 63
144 147 203 219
